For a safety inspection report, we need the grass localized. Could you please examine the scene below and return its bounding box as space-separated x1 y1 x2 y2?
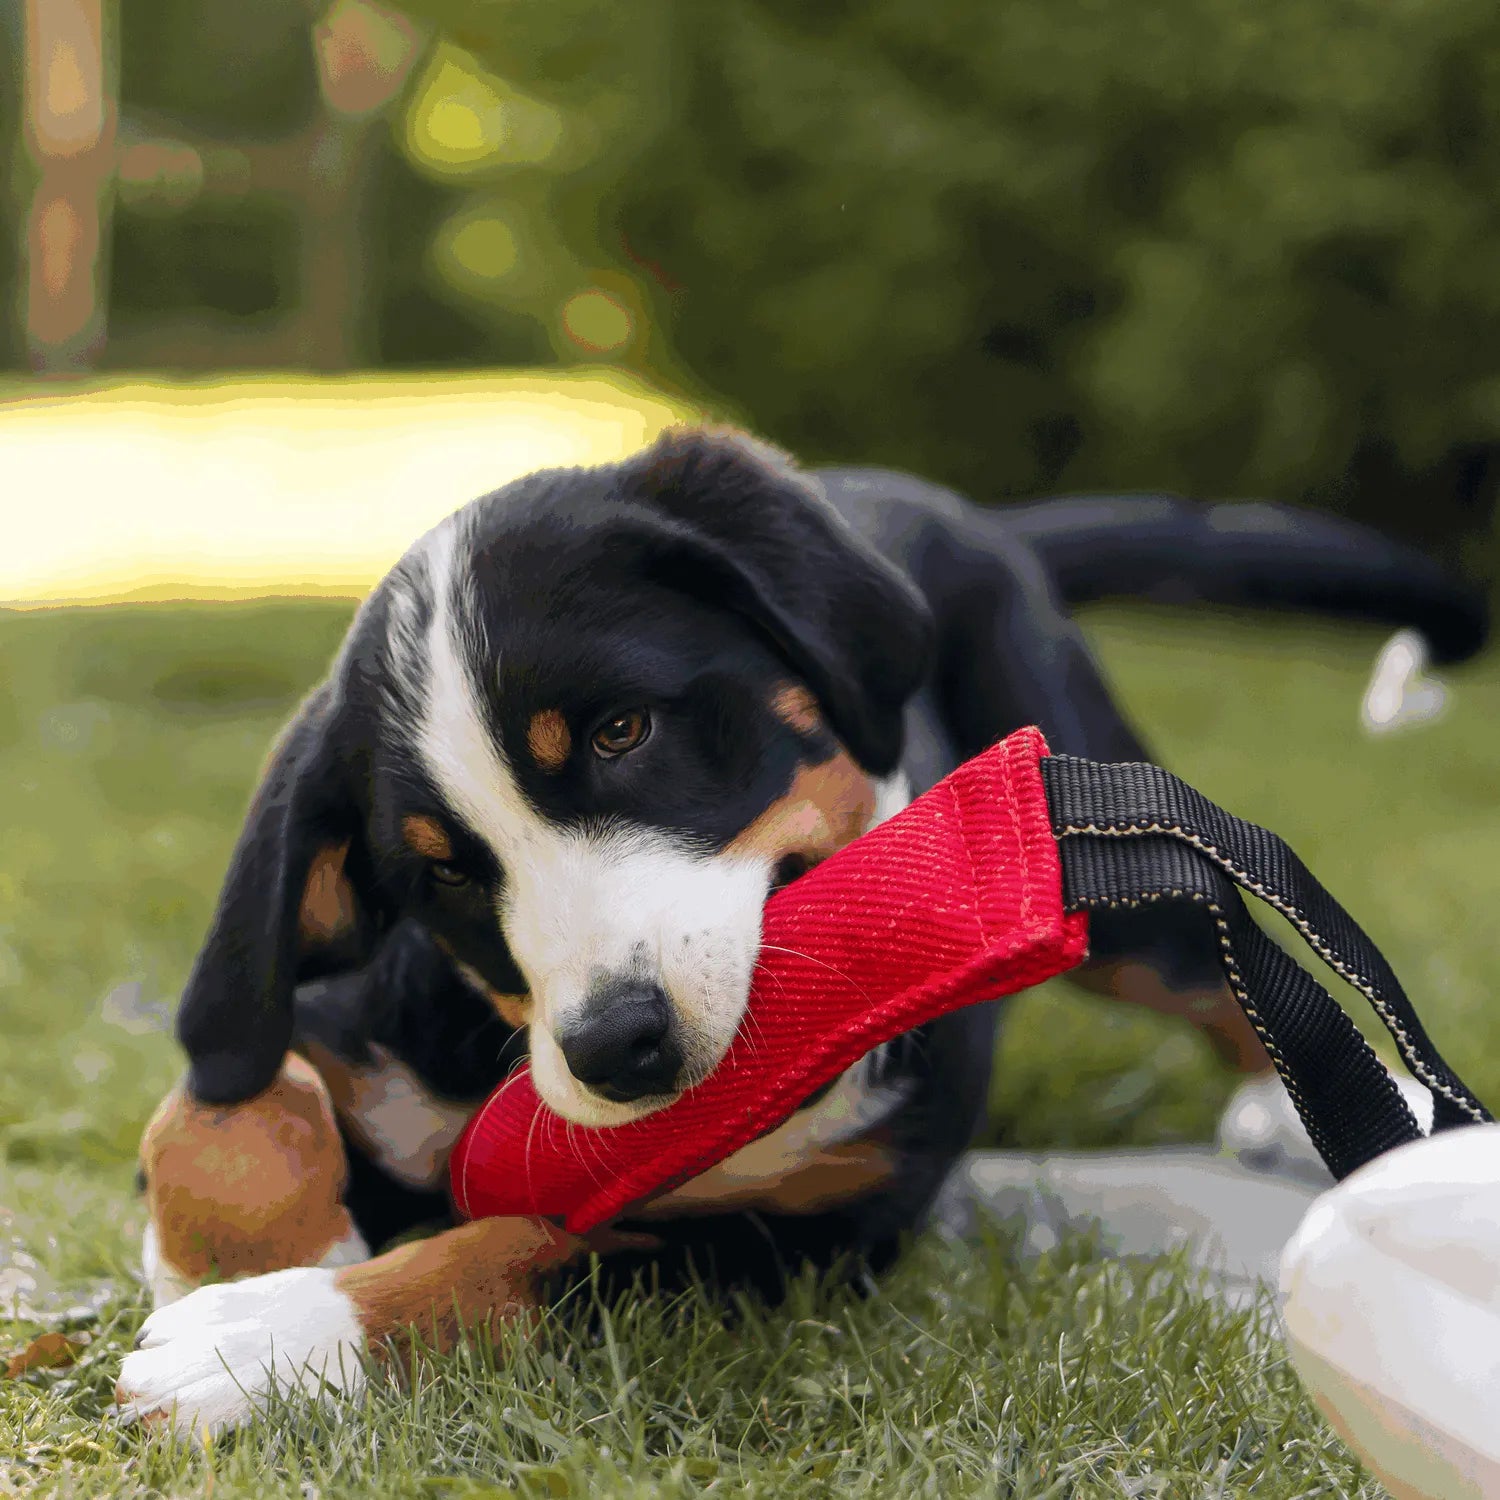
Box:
4 595 1499 1497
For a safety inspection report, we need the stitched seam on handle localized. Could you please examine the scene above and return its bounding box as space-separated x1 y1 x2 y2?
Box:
1056 818 1482 1121
948 779 990 948
1005 736 1034 929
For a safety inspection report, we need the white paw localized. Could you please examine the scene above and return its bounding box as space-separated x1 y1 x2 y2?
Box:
116 1267 367 1439
1360 628 1447 735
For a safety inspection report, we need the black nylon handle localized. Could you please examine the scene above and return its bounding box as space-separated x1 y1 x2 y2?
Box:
1040 755 1492 1181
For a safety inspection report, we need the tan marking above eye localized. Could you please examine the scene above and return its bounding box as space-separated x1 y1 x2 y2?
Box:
727 748 876 866
526 710 572 773
402 814 454 863
299 842 357 946
771 683 823 736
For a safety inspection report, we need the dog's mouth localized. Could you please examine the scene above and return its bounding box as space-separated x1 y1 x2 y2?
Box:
531 858 821 1125
587 1079 683 1109
534 1059 681 1126
770 852 816 895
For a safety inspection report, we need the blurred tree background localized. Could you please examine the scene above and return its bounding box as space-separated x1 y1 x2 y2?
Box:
9 0 1500 569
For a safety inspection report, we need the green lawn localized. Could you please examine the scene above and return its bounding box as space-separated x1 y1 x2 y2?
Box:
4 596 1497 1498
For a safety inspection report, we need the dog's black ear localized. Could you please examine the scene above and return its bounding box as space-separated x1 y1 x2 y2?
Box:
175 682 373 1104
618 430 934 773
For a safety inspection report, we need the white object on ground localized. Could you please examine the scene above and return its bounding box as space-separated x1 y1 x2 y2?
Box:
1361 628 1448 735
115 1266 367 1440
1279 1123 1500 1500
937 1147 1321 1307
1218 1066 1435 1186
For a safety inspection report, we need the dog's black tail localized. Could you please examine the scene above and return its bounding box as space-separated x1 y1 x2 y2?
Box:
1004 494 1490 664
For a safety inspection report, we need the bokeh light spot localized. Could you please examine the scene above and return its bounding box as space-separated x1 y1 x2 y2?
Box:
562 290 634 353
407 53 509 169
446 215 519 282
405 45 564 176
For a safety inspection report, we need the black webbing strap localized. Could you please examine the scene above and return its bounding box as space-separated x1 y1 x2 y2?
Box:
1040 755 1492 1182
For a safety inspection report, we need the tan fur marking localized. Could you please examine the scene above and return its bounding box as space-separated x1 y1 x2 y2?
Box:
139 1053 356 1285
1072 961 1272 1073
727 749 876 865
526 710 572 773
639 1139 894 1217
336 1217 587 1355
771 683 822 735
298 842 357 946
430 936 532 1029
402 814 454 862
489 992 531 1029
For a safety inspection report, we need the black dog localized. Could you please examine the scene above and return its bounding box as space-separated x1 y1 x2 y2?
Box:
118 428 1486 1436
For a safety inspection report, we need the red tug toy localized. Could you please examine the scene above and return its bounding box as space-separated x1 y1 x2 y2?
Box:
452 727 1085 1230
451 723 1489 1232
447 725 1500 1500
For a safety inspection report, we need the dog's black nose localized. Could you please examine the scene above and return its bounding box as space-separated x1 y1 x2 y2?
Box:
558 982 682 1102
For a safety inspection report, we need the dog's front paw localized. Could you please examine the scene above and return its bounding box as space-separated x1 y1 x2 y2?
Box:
116 1267 367 1439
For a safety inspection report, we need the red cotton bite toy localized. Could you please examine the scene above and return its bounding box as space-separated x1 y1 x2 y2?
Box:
451 726 1089 1232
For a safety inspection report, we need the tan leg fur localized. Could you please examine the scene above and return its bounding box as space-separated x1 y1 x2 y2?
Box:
139 1052 367 1302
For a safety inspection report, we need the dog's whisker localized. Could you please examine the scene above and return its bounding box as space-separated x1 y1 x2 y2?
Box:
497 1026 530 1067
521 1090 550 1201
756 942 877 1006
481 1060 535 1114
564 1119 588 1173
579 1116 613 1181
564 1116 589 1175
568 1116 607 1183
735 989 774 1056
748 958 789 1000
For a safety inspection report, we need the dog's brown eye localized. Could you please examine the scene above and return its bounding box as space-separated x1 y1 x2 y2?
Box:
591 709 650 759
428 861 470 888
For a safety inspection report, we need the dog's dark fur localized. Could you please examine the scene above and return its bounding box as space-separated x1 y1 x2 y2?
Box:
121 429 1487 1430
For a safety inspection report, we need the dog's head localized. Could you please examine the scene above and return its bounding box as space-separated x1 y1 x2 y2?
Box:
177 430 933 1123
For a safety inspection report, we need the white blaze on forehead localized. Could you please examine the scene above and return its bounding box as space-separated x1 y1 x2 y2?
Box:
411 522 770 1124
411 518 541 867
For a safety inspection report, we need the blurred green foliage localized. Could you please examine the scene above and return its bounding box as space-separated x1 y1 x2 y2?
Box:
396 0 1500 558
16 0 1500 555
